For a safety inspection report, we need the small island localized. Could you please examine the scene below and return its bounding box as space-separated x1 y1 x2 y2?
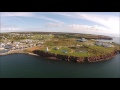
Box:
0 32 120 63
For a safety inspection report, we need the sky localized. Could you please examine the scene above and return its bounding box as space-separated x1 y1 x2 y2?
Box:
0 12 120 37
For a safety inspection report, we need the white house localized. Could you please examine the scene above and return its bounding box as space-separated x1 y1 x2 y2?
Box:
54 47 59 50
77 38 87 42
0 43 4 50
62 50 68 53
14 42 20 45
7 42 11 45
46 47 49 52
12 47 16 50
95 41 103 46
102 43 115 47
0 43 5 47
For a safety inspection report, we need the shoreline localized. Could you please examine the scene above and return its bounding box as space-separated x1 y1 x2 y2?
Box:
32 49 120 63
0 49 120 63
0 50 39 56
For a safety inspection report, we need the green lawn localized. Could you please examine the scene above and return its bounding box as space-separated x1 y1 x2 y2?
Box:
39 37 117 57
41 46 88 57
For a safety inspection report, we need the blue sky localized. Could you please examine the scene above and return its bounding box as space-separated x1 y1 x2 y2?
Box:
0 12 120 37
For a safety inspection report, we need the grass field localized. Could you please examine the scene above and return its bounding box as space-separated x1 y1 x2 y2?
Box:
39 44 116 57
25 35 118 57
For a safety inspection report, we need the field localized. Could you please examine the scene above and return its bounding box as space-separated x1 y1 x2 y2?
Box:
40 37 116 57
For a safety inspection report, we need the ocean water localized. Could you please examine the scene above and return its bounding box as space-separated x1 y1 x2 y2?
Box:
0 54 120 78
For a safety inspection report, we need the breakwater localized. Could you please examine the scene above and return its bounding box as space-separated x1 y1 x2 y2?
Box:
33 49 120 63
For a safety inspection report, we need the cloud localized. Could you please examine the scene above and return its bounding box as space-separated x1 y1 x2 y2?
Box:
36 15 64 23
1 12 34 17
66 24 120 37
0 23 22 32
66 24 107 34
77 13 119 33
45 22 64 27
68 24 104 31
12 17 25 22
1 12 33 23
1 12 64 23
0 23 44 32
54 12 119 34
1 12 119 37
54 12 73 17
24 27 45 32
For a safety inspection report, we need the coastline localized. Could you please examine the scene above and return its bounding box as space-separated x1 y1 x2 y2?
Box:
0 49 120 63
0 50 39 56
32 49 120 63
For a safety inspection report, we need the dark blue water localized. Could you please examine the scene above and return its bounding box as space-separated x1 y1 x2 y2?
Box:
0 54 120 78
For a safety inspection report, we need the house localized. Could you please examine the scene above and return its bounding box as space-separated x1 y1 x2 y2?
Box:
0 47 4 50
91 39 95 41
95 41 103 46
102 43 115 47
0 43 5 47
38 42 44 44
54 47 59 50
12 47 16 50
77 38 87 42
102 43 110 47
109 45 115 47
16 44 19 47
76 45 82 47
76 45 83 48
4 45 13 49
29 44 34 47
75 50 87 53
62 50 68 53
6 42 11 45
0 43 4 50
14 42 20 45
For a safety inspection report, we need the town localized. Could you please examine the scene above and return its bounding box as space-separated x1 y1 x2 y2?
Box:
0 32 53 53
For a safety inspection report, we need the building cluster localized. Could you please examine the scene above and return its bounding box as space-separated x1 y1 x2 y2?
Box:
95 41 115 47
0 39 44 51
77 38 114 47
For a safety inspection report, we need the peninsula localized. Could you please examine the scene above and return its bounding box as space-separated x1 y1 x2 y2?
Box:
0 32 120 63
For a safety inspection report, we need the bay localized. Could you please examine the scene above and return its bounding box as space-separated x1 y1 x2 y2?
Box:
0 54 120 78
